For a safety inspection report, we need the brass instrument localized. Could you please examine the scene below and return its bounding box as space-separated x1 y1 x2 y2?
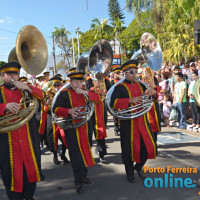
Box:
0 25 48 133
88 39 113 81
51 82 94 130
105 33 162 119
42 80 54 94
77 51 90 73
8 25 48 75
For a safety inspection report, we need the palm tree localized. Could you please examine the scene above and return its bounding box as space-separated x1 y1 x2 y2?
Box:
52 26 71 69
90 18 113 40
113 17 124 55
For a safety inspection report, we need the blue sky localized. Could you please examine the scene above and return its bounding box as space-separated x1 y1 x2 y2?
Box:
0 0 134 62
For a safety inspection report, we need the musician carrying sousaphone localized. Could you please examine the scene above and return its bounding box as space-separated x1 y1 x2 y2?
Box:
110 59 157 183
52 71 102 193
0 24 48 200
0 62 45 199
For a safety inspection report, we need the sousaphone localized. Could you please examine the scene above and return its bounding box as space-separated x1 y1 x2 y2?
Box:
0 25 48 133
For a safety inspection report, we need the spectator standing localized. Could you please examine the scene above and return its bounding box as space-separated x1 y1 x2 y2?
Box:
160 94 171 127
188 71 200 129
158 72 170 125
173 72 187 129
187 62 196 84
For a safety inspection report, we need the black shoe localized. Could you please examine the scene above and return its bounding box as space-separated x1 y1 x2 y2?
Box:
135 169 146 180
127 175 135 183
24 197 36 200
53 157 61 165
75 184 83 193
99 156 108 164
83 177 92 184
61 155 69 164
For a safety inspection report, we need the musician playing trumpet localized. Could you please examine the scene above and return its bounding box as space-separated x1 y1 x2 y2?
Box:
110 60 157 183
52 71 101 194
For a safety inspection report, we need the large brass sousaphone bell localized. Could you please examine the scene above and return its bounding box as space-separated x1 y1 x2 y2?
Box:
88 39 113 81
8 25 48 75
0 25 48 133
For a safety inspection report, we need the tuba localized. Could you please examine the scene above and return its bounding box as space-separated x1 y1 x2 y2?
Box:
105 33 162 119
51 82 94 130
77 51 90 73
51 39 113 129
0 25 48 133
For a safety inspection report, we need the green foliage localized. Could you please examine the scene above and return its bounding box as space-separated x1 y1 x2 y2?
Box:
108 0 125 25
79 29 97 53
119 11 154 59
125 0 200 63
90 18 114 40
0 61 6 67
161 0 200 63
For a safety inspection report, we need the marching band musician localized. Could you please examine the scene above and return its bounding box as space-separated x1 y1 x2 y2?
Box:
52 71 101 193
36 75 45 88
0 62 45 200
19 76 28 83
43 71 50 83
110 67 121 136
45 76 69 165
110 60 157 183
85 75 110 163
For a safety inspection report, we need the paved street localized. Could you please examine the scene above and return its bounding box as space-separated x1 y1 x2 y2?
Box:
1 115 200 200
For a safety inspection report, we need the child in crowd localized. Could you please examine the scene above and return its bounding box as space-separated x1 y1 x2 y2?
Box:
161 94 172 127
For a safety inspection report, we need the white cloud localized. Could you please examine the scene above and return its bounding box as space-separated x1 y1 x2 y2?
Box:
0 19 5 23
0 37 8 40
6 16 13 24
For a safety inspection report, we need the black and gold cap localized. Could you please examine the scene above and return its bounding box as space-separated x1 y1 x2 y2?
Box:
121 60 138 72
0 62 21 73
68 72 85 80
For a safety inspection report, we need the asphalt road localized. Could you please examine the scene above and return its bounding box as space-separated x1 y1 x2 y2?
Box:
1 115 200 200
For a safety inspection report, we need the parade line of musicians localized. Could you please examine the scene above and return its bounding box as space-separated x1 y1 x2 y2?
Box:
0 60 160 199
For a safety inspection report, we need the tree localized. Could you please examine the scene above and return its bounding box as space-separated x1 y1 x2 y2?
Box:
0 61 6 67
78 30 97 53
52 26 71 69
125 0 200 63
90 18 113 40
108 0 125 25
118 11 154 60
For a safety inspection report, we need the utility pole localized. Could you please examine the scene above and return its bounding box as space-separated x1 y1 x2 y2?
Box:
76 27 80 60
52 35 57 75
72 36 76 67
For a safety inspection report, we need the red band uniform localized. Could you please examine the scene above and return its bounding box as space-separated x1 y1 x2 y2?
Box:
52 72 101 192
0 62 45 199
110 60 157 182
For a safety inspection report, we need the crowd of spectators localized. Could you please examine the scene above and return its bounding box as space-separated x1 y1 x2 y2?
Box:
144 60 200 130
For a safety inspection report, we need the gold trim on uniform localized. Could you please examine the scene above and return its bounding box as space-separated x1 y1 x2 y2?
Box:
26 123 41 181
122 83 134 161
143 115 157 158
